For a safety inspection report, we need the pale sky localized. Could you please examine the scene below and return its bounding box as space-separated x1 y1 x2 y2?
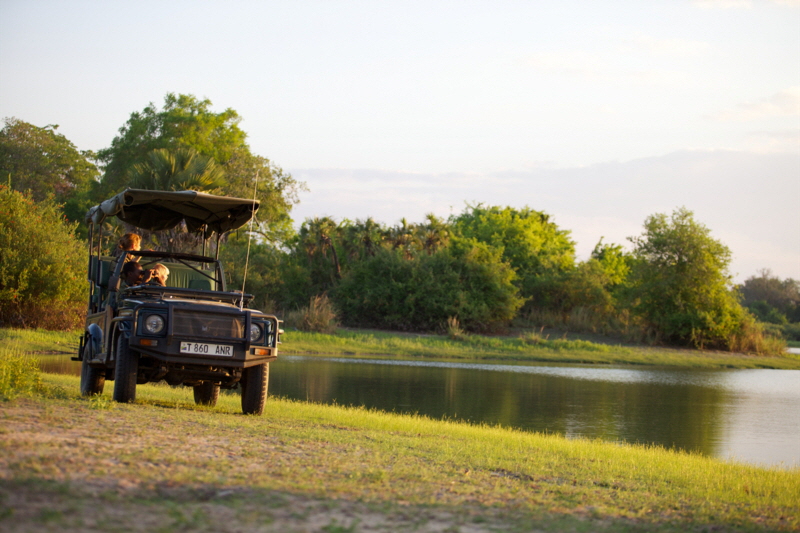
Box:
1 0 798 281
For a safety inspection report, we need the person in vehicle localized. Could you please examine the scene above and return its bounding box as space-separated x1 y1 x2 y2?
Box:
120 261 143 288
142 263 170 286
113 233 142 262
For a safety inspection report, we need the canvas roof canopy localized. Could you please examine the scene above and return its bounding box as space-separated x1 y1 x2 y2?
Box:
85 189 260 236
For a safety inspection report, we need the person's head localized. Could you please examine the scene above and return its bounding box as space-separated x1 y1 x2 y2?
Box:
118 233 141 252
121 261 143 285
151 263 170 284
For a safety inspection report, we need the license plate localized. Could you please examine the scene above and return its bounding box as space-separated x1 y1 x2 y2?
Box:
180 342 234 356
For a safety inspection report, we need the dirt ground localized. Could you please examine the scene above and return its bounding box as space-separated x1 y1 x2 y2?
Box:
0 400 545 533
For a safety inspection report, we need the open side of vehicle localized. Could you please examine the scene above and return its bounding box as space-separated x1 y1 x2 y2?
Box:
75 189 281 415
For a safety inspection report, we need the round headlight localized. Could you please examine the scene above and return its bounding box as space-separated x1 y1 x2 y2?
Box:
144 314 165 334
249 323 262 342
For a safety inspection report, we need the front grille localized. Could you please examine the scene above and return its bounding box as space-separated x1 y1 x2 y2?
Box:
173 309 244 339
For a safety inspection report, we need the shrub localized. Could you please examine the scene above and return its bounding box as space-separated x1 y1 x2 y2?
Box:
0 186 86 329
333 241 524 333
727 313 787 355
0 347 41 401
284 294 339 334
445 317 466 340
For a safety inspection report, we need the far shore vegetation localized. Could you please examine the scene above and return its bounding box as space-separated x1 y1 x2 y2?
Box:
2 94 799 357
1 347 798 532
4 326 800 370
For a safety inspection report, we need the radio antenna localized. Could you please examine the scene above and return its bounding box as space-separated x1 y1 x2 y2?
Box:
240 170 259 311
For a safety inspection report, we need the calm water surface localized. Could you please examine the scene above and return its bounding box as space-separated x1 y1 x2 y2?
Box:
39 353 800 468
270 356 800 468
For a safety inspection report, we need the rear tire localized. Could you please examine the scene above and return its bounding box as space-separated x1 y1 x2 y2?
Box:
241 363 269 415
193 382 220 406
80 341 105 396
113 334 139 403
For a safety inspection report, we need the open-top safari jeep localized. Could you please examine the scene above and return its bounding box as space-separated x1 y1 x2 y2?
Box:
75 189 280 414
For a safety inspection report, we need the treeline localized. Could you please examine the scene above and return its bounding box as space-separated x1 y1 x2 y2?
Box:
0 94 796 354
222 205 791 353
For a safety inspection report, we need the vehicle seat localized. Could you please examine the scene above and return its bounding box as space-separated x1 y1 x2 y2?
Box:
189 279 212 291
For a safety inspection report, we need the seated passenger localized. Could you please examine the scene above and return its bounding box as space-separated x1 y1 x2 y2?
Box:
142 263 170 287
120 261 143 289
112 233 142 262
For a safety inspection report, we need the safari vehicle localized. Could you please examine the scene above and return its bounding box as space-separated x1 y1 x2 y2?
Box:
75 189 281 415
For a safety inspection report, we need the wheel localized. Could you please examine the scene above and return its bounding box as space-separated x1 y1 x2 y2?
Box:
80 341 105 396
193 382 220 406
113 334 139 403
241 362 269 415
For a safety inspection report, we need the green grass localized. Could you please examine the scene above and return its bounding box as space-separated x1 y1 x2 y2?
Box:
0 328 79 354
1 369 799 532
281 328 800 369
0 346 42 400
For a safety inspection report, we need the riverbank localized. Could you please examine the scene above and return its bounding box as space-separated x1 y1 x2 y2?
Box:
1 371 798 532
4 326 800 370
281 328 800 369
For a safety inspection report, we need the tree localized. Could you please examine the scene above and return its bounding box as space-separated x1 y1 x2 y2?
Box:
341 217 387 262
295 217 342 294
739 270 800 323
0 186 86 329
128 147 226 192
626 207 748 348
0 117 99 224
97 93 305 246
417 213 450 254
222 148 305 246
389 218 418 259
97 93 246 196
450 204 575 308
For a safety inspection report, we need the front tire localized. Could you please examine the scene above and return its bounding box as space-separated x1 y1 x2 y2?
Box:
241 363 269 415
80 341 105 396
193 382 220 406
113 334 139 403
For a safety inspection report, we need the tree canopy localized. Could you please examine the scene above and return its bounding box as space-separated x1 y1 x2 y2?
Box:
96 93 246 196
627 207 747 348
128 147 226 192
739 270 800 324
96 93 305 246
449 204 575 308
0 186 86 329
0 117 99 224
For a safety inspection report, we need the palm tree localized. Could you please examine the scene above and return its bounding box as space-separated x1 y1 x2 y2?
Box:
343 217 386 260
390 218 418 259
125 148 226 252
298 217 341 281
418 213 450 254
127 147 226 192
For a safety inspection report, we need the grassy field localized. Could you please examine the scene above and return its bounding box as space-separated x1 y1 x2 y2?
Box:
1 364 799 533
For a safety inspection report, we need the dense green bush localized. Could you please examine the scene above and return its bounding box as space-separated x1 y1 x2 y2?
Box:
626 207 767 350
450 204 575 310
0 186 86 329
333 239 524 332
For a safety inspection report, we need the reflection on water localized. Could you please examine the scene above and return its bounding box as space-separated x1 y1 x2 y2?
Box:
36 353 800 468
271 356 800 468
